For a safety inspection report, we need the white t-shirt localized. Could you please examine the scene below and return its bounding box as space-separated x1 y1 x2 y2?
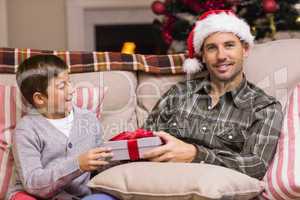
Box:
46 110 74 137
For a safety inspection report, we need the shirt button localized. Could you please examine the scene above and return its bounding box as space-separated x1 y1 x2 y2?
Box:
228 135 233 140
202 126 207 131
68 142 73 148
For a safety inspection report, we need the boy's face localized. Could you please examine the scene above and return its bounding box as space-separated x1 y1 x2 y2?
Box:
40 70 74 119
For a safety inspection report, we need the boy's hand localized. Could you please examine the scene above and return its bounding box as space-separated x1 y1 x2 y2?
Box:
142 131 197 163
78 147 113 172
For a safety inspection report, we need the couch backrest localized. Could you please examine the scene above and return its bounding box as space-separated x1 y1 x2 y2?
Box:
244 39 300 108
0 39 299 140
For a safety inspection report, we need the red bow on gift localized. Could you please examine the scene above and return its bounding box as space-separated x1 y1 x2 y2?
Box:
110 128 154 141
109 129 154 161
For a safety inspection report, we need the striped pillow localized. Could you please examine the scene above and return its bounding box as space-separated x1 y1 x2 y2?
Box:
0 85 19 199
74 86 107 119
0 85 106 199
263 84 300 200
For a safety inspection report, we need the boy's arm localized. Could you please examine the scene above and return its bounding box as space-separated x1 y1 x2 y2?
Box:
13 127 83 199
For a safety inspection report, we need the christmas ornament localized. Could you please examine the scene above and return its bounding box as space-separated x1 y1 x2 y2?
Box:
151 1 166 15
262 0 278 13
162 31 173 45
161 15 176 44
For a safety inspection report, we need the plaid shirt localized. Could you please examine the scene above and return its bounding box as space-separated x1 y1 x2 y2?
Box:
143 75 283 179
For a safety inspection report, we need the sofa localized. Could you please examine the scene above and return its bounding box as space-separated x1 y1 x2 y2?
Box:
0 39 300 199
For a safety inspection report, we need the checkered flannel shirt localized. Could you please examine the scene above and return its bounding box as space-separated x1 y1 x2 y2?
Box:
143 76 283 179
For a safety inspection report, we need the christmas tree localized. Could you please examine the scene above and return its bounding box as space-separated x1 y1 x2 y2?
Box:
151 0 300 53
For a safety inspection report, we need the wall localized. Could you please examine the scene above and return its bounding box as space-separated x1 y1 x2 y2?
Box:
4 1 300 51
0 0 8 47
7 0 66 50
6 0 154 50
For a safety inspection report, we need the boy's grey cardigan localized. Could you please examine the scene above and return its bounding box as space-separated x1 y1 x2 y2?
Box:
7 107 104 200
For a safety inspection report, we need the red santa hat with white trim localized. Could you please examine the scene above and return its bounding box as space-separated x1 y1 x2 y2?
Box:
183 9 255 74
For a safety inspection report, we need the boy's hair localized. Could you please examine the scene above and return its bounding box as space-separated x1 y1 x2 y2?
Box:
16 55 68 107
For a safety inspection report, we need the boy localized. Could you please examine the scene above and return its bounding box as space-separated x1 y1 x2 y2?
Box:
7 55 114 200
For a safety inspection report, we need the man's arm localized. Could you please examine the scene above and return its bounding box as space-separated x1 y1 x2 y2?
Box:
143 96 283 179
191 102 283 179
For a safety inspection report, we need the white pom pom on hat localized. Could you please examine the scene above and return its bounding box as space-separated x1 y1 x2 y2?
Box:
183 9 255 74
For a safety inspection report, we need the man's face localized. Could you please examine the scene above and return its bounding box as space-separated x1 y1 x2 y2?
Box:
44 70 74 118
201 32 249 83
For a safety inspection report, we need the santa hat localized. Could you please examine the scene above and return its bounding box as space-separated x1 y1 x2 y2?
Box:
183 10 255 74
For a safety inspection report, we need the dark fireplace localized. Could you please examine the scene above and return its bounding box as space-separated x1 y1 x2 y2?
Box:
95 24 168 54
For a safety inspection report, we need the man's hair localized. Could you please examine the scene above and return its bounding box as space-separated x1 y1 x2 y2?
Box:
16 54 68 106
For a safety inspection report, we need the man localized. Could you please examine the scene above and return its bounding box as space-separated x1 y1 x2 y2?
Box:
142 10 283 180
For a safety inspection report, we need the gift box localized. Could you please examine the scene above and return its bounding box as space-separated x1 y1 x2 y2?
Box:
101 129 163 161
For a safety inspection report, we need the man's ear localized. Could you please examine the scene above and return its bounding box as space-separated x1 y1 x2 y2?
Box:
32 92 46 107
242 42 250 58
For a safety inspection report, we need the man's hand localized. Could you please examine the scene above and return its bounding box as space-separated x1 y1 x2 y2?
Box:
142 131 197 163
78 147 113 172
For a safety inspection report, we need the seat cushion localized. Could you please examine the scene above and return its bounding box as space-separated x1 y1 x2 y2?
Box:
88 162 264 200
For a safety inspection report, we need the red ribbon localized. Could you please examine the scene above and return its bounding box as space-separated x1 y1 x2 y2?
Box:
127 139 139 161
12 192 37 200
110 129 153 160
110 128 153 141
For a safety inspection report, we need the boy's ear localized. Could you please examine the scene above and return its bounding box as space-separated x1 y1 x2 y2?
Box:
32 92 46 107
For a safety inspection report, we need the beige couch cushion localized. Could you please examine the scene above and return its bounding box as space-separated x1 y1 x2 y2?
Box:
88 162 264 200
71 71 137 140
244 39 300 108
0 74 16 86
136 72 186 127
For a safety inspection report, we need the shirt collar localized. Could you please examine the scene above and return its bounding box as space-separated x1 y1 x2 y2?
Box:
193 75 212 94
229 76 253 109
193 74 253 109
